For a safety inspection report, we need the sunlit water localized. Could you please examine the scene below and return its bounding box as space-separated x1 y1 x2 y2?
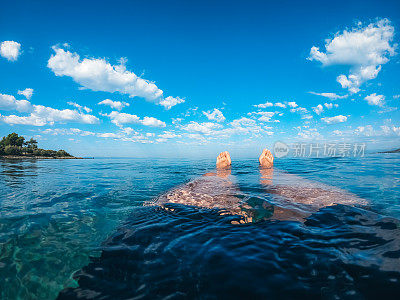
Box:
1 154 400 299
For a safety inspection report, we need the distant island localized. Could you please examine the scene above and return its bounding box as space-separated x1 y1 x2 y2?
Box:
0 133 80 159
379 148 400 153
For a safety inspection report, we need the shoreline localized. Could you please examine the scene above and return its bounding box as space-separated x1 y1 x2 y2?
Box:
0 155 86 159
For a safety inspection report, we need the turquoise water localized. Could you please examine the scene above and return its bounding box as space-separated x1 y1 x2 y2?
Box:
1 154 400 299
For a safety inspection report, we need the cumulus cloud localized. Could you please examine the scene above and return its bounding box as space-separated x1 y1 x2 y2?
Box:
180 116 274 141
158 96 185 110
227 117 272 136
67 101 92 113
275 102 286 108
18 88 34 100
308 19 396 93
290 107 308 114
253 101 273 108
95 127 153 143
0 93 32 112
105 111 166 127
312 103 338 115
97 132 120 138
287 102 298 108
354 125 375 136
324 103 338 109
0 91 98 126
321 115 347 124
47 45 184 109
364 93 385 106
98 99 129 111
252 111 278 122
309 92 348 100
203 108 226 122
253 101 288 108
297 127 321 140
158 131 181 140
142 116 166 127
0 41 21 61
182 121 222 134
42 128 95 136
332 130 343 136
2 105 99 126
312 104 324 115
354 124 400 137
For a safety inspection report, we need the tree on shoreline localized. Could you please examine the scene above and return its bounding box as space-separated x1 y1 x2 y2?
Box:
0 133 72 157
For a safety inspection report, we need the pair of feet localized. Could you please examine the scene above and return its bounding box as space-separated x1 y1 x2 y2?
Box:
216 149 274 169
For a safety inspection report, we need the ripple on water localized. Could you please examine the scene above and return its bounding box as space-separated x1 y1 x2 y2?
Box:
58 204 400 299
1 155 400 299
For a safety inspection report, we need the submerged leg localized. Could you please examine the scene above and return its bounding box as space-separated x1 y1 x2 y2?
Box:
154 151 252 223
258 148 366 221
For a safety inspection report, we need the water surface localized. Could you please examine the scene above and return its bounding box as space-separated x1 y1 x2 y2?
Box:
1 154 400 299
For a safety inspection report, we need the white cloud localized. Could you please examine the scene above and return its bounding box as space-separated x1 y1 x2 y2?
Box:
182 121 222 134
98 99 129 110
158 96 185 110
354 125 375 136
142 116 166 127
254 101 291 109
321 115 347 124
252 111 277 122
308 19 396 93
275 102 286 108
105 111 166 127
97 132 119 138
309 92 348 100
290 107 308 113
227 117 272 136
332 130 343 136
2 105 98 126
158 131 181 139
0 91 98 126
47 46 184 108
354 125 400 137
324 103 338 109
297 128 321 139
67 101 92 113
105 111 139 125
180 115 274 141
203 108 226 122
0 93 32 112
0 41 21 61
394 95 400 99
253 101 273 108
312 104 324 115
42 128 95 136
18 88 34 100
364 93 385 106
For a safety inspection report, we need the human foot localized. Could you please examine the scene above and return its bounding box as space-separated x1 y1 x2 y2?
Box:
216 151 232 169
259 148 274 168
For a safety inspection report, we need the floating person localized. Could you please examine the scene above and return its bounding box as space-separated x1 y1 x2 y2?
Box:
147 149 367 223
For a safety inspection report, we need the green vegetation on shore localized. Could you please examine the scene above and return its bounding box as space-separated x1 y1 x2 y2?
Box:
0 133 73 158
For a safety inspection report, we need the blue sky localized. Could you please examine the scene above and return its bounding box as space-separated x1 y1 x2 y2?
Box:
0 0 400 158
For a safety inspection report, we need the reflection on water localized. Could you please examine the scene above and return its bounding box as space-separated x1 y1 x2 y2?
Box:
0 155 400 299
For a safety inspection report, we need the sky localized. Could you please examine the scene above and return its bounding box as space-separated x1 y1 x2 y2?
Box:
0 0 400 158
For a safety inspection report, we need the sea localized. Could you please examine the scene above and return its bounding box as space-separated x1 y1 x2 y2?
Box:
1 154 400 299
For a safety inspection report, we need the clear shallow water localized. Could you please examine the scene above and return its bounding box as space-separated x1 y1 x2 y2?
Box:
1 154 400 299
